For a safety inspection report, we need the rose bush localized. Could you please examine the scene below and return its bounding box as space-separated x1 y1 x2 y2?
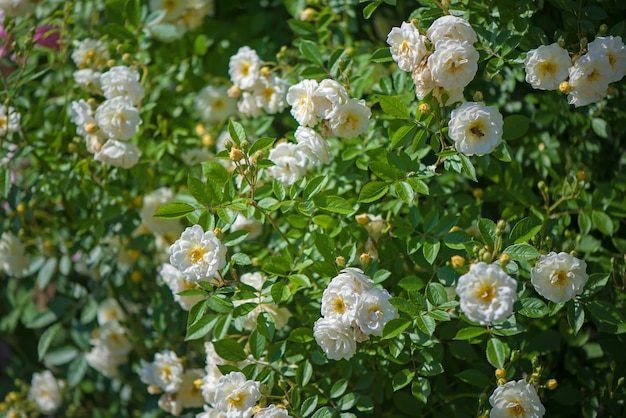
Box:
1 0 626 417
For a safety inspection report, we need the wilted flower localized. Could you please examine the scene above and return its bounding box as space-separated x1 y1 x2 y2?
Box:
27 371 65 415
448 101 503 156
530 252 588 303
426 15 477 46
267 142 308 186
214 371 261 418
489 380 545 418
428 39 479 91
455 262 518 325
524 43 572 90
387 21 428 72
169 225 227 283
313 316 357 361
287 79 319 127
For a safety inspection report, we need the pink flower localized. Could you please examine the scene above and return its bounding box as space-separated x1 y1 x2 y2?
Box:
33 25 60 50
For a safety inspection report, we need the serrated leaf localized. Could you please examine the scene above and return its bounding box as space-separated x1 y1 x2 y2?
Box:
391 124 418 149
271 282 291 303
249 330 266 360
503 243 540 261
376 95 410 119
426 283 448 306
38 323 62 360
223 230 249 247
518 297 549 318
313 195 355 214
257 312 275 341
382 318 411 339
358 181 388 203
458 153 477 182
503 114 530 140
394 181 414 204
301 395 318 417
185 315 217 340
486 338 509 368
154 202 196 219
567 300 585 335
299 39 324 66
363 1 380 19
213 338 248 362
405 177 429 195
392 369 415 391
592 210 614 235
415 314 436 336
389 297 421 316
478 218 496 248
453 327 487 340
369 161 403 181
422 240 440 265
249 137 276 155
510 217 542 244
228 119 246 145
370 47 393 63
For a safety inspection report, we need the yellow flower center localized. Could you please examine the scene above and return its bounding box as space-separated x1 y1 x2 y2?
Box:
587 68 600 83
263 87 275 101
508 402 525 416
552 270 568 286
343 113 358 131
333 298 346 314
475 282 495 304
213 98 224 110
539 61 556 77
240 63 250 77
189 247 205 263
607 52 616 67
468 121 486 139
228 393 247 408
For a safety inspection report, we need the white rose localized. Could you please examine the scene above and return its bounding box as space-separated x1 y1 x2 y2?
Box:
73 68 102 91
95 97 142 141
524 43 572 90
428 39 478 91
294 126 331 164
195 85 237 123
354 287 398 336
432 85 465 106
95 139 141 169
238 91 264 118
331 268 375 294
169 225 227 283
97 298 126 325
0 105 20 136
149 0 187 21
177 369 206 410
455 262 518 325
587 35 626 83
229 46 261 90
267 142 308 186
138 350 184 393
253 74 289 114
231 214 263 240
448 101 503 156
567 51 611 107
313 316 357 361
287 79 319 127
160 263 205 311
530 252 588 303
0 231 28 277
214 371 261 418
426 15 477 45
140 187 183 237
90 320 132 360
197 405 223 418
72 38 110 70
327 98 371 139
312 78 349 119
412 62 435 100
100 66 145 105
86 345 122 378
387 21 428 72
27 370 65 415
321 281 360 327
489 380 545 418
255 404 292 418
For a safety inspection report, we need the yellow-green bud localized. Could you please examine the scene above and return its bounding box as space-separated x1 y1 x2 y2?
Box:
335 256 346 267
451 255 465 269
546 379 558 390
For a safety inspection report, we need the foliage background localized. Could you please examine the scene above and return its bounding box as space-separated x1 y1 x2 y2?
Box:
1 0 625 417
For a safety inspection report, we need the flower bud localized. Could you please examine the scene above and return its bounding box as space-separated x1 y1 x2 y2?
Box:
498 253 510 267
580 37 588 48
16 203 25 215
202 134 214 147
559 81 571 94
299 7 316 21
495 368 506 379
224 140 233 150
418 103 430 114
131 270 142 282
213 228 223 240
481 251 492 262
575 170 586 181
335 256 346 267
122 53 131 62
473 188 483 200
449 226 460 233
128 249 140 261
497 378 507 386
356 213 370 225
106 59 116 67
260 66 271 77
229 147 244 162
240 140 250 152
87 97 97 107
537 181 548 193
496 219 506 234
228 85 241 98
147 384 162 394
134 196 143 207
557 37 566 48
68 142 77 153
472 91 483 102
546 379 558 390
451 255 465 269
195 124 206 136
598 24 608 35
360 252 371 266
85 121 98 134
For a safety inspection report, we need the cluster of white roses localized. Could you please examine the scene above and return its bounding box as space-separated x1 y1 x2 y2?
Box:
0 231 28 277
85 298 133 378
169 224 228 284
313 268 398 361
146 0 215 42
138 350 205 416
27 370 65 415
525 36 626 107
455 252 589 326
70 38 144 168
228 46 289 117
388 16 479 105
0 104 21 137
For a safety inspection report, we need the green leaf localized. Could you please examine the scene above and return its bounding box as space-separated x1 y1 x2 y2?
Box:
458 153 477 182
194 34 209 55
415 314 436 336
296 360 313 386
313 195 355 214
370 47 393 63
37 258 57 289
392 369 415 391
394 182 414 204
358 181 389 203
455 369 492 388
518 297 549 318
376 95 410 119
582 273 610 297
288 327 314 343
67 354 88 388
382 318 411 339
249 330 266 360
391 124 418 149
503 115 530 140
223 230 249 247
124 0 140 26
453 327 487 340
389 297 422 316
422 240 440 265
567 300 585 335
249 137 277 155
154 202 196 219
426 283 448 306
213 338 248 362
591 118 609 139
38 323 62 361
509 217 542 244
311 407 334 418
330 379 349 398
592 210 614 235
503 243 540 261
228 119 246 145
363 1 380 19
188 176 211 206
299 39 324 67
44 345 78 366
206 295 234 313
185 315 217 341
271 282 291 303
301 395 319 417
257 312 275 341
486 338 509 368
369 161 403 181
